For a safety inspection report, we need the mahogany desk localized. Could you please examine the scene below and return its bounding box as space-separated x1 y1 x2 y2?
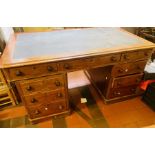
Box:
0 28 154 123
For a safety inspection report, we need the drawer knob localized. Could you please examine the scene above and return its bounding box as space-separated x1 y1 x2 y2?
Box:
34 110 40 115
137 66 141 70
55 81 61 86
57 93 62 97
64 63 70 69
131 88 136 93
26 85 32 91
136 78 141 83
124 55 130 60
118 69 124 73
111 56 117 62
16 70 22 76
31 98 36 103
58 105 63 110
117 81 121 86
125 68 128 72
47 66 54 72
45 107 48 111
144 52 149 56
114 91 121 95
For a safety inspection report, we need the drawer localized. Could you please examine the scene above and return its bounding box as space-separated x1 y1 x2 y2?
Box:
5 62 58 81
121 49 152 62
27 100 67 119
59 54 121 71
111 60 147 77
107 85 139 99
23 89 66 107
112 73 143 88
18 74 65 95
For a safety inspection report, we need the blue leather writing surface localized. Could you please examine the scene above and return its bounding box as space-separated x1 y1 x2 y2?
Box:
13 28 144 60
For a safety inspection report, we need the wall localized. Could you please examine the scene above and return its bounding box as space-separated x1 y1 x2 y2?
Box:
0 27 14 43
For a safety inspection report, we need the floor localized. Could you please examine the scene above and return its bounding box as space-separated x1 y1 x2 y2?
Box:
0 71 155 128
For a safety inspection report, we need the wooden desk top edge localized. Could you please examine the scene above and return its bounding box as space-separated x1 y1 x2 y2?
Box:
0 27 155 68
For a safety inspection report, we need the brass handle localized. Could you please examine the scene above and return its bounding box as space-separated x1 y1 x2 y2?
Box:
16 70 22 76
64 63 70 69
124 54 130 60
58 105 63 110
31 98 36 103
26 85 32 91
111 56 117 62
47 66 54 72
55 80 61 86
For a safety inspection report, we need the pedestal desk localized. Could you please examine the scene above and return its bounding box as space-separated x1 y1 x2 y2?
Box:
0 28 154 123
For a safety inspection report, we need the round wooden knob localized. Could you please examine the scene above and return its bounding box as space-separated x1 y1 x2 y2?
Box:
114 91 121 96
26 85 32 91
34 110 40 115
144 52 149 56
111 56 117 62
124 54 130 60
57 93 62 97
47 66 54 72
136 78 141 83
58 105 63 110
117 81 121 86
64 63 70 69
137 66 141 70
16 70 22 76
131 88 136 93
124 68 128 72
55 80 61 86
45 107 48 111
118 69 124 73
31 98 36 103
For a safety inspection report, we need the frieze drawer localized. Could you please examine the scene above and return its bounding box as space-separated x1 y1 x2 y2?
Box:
4 62 58 81
59 54 121 71
111 60 147 77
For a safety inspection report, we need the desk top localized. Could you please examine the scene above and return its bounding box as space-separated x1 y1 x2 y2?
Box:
0 28 155 68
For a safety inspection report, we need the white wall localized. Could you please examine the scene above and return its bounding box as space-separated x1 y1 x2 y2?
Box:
0 27 14 43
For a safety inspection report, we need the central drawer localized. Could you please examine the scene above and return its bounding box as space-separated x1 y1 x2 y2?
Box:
59 54 121 72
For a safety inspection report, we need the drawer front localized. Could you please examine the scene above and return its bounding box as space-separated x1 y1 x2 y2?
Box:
24 89 66 107
5 62 58 81
111 60 147 77
27 100 67 119
107 85 138 99
112 73 143 88
59 54 121 71
18 74 65 95
121 49 152 62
